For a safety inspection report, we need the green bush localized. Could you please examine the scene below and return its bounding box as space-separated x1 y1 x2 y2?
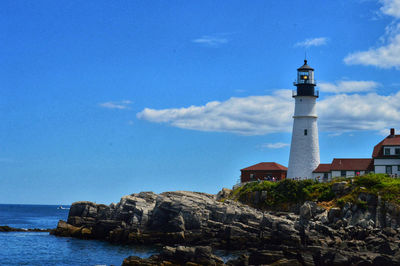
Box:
354 174 387 189
231 174 400 210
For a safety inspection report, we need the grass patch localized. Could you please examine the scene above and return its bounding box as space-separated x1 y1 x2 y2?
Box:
231 174 400 210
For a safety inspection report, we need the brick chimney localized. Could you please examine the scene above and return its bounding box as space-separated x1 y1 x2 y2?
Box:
390 128 395 136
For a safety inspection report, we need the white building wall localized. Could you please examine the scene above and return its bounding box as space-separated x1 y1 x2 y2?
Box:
287 96 320 179
374 159 400 165
332 171 341 178
331 170 368 178
374 158 400 174
375 166 386 174
312 172 331 180
346 171 355 177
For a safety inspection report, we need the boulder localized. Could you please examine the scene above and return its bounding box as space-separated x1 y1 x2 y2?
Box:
123 245 223 266
328 207 341 223
216 188 232 201
52 220 83 237
300 201 321 220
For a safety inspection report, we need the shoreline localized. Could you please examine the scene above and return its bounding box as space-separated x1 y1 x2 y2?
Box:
0 225 52 232
53 188 400 265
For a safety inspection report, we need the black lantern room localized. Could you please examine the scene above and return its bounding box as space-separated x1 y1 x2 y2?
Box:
293 60 318 98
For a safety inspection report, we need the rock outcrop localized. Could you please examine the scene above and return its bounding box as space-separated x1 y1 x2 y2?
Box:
0 225 51 232
122 245 224 266
53 190 400 265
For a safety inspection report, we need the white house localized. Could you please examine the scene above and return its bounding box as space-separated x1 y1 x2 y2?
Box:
313 128 399 180
372 128 400 176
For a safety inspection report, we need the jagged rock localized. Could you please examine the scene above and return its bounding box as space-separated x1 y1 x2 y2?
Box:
53 190 400 265
52 220 82 237
122 245 224 266
383 227 397 237
216 188 232 201
328 207 341 223
248 250 285 265
300 201 316 220
0 226 51 232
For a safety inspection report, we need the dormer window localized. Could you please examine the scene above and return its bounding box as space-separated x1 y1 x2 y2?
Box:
384 148 391 155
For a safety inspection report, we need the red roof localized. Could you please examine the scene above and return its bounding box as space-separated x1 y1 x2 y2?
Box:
241 162 287 171
330 158 373 171
313 163 331 173
372 135 400 158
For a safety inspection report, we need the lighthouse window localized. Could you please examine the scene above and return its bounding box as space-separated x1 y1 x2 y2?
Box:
298 72 310 84
304 129 307 136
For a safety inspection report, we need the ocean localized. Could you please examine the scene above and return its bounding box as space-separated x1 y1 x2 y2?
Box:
0 204 238 266
0 204 159 266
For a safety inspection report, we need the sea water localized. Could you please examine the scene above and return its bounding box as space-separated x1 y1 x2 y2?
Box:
0 204 239 266
0 204 159 266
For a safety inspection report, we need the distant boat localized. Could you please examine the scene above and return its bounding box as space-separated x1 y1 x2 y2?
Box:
57 206 70 210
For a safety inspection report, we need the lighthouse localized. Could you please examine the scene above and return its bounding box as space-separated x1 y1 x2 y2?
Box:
287 60 320 179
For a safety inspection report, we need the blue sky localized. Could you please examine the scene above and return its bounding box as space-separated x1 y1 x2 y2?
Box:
1 0 400 204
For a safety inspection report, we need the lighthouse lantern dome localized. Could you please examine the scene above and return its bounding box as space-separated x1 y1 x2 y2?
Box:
297 60 315 84
294 59 318 97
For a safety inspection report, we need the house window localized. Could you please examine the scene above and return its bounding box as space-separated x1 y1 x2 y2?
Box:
384 148 391 155
304 129 307 136
323 173 328 179
356 171 360 176
341 170 346 177
395 148 400 155
250 174 255 181
386 166 392 175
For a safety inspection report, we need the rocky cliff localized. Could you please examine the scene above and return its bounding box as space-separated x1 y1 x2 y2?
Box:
53 189 400 265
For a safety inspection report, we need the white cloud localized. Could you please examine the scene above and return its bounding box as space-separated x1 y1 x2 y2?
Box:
328 132 343 137
344 0 400 68
99 100 132 110
318 80 380 93
344 34 400 68
380 0 400 18
295 37 328 48
192 36 228 47
260 142 290 149
137 90 400 136
137 90 293 135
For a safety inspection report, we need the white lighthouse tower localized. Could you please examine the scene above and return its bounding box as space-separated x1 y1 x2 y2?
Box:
287 60 320 179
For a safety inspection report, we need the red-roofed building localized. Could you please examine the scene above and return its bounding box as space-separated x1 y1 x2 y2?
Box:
240 162 287 182
312 163 331 181
372 128 400 175
330 158 374 177
312 159 373 180
311 129 399 181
